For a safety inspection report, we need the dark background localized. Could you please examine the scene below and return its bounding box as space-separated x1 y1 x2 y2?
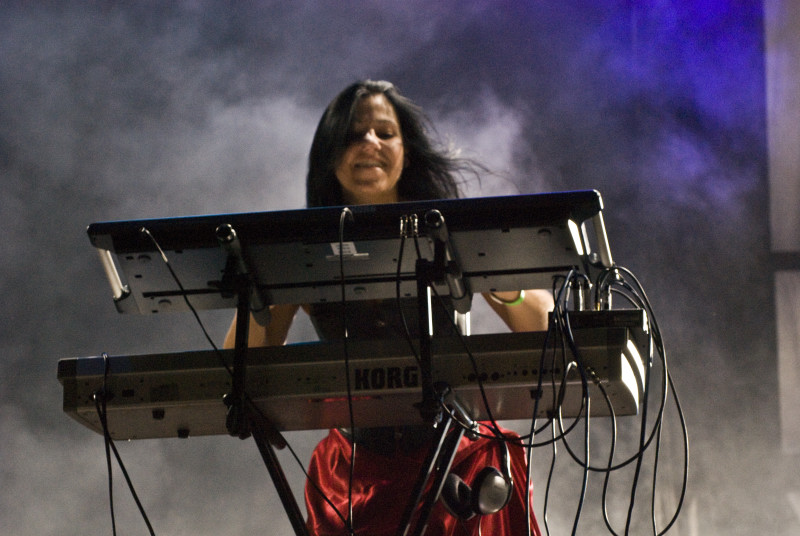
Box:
1 2 794 534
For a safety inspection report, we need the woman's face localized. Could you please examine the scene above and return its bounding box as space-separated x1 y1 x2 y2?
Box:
334 93 405 205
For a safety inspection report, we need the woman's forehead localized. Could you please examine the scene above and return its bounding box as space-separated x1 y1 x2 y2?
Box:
352 93 399 126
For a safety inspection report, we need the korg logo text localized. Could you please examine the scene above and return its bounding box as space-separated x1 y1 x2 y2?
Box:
354 366 419 390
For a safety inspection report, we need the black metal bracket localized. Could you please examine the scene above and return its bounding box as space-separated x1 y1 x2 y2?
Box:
219 226 309 536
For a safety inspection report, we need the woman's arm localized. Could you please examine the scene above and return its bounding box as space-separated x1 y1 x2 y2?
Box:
223 303 301 348
483 289 553 333
223 290 551 347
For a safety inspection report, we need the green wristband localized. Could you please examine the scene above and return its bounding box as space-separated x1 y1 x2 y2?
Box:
489 290 525 306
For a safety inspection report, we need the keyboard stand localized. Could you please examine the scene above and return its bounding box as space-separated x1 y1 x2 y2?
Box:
224 261 310 536
397 406 466 536
397 228 471 535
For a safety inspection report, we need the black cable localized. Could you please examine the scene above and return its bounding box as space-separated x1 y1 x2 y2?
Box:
244 397 351 529
405 231 507 441
573 396 590 536
407 223 561 536
391 235 688 534
651 411 665 535
427 259 687 535
336 207 358 535
433 286 505 438
529 274 580 445
541 418 558 536
611 267 689 535
654 373 689 535
97 352 117 536
395 230 423 367
624 334 653 535
93 353 156 536
438 264 676 534
548 278 590 535
139 222 688 535
526 322 555 536
553 361 590 536
139 227 227 373
591 266 690 534
421 246 567 446
435 274 588 448
430 270 595 534
555 275 646 534
556 299 662 469
525 273 575 536
550 269 650 534
428 283 565 536
594 372 620 536
141 225 358 535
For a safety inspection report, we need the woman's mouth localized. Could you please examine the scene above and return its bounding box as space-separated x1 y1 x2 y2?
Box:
354 161 383 168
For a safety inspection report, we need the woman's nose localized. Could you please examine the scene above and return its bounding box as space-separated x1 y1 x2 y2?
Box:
361 129 381 146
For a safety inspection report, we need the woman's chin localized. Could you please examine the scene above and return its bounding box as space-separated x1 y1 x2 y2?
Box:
344 185 399 205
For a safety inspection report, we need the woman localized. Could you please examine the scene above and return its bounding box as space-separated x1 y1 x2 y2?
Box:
225 80 550 535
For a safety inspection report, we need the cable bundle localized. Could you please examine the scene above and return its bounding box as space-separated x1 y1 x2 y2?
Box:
94 224 688 536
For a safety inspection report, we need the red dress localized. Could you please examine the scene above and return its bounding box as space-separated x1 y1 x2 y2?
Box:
304 426 542 536
304 300 541 535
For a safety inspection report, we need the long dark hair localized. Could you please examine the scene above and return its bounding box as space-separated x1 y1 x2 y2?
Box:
306 80 470 207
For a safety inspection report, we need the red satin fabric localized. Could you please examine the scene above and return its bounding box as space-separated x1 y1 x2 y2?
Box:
305 427 542 536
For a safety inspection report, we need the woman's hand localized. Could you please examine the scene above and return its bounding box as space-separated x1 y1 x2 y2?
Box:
483 289 554 332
